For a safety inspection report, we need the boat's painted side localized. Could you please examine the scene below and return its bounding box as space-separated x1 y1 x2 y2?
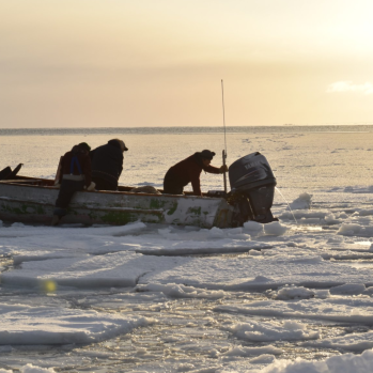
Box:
0 179 234 228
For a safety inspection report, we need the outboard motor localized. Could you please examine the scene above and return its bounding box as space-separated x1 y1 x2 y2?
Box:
229 152 277 225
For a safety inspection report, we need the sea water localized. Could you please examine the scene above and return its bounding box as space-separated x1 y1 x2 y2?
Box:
1 126 373 372
1 125 373 201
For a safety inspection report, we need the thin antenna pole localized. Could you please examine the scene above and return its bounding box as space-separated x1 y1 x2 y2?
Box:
221 79 228 194
221 79 227 154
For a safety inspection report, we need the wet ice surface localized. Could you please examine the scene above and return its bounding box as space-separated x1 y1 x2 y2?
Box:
2 196 373 372
2 130 373 372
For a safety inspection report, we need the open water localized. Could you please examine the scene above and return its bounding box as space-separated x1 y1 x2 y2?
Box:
1 125 373 200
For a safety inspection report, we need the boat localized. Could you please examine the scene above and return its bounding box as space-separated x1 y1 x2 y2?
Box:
0 153 277 228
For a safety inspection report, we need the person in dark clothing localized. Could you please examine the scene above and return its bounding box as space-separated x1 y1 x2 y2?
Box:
51 142 93 226
90 139 128 191
163 150 228 196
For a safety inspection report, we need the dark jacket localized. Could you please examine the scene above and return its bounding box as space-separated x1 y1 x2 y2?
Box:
59 146 92 187
90 140 124 187
164 153 221 195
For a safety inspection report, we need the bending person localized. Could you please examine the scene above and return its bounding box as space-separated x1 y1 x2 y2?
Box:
163 149 228 196
52 142 93 225
90 139 128 190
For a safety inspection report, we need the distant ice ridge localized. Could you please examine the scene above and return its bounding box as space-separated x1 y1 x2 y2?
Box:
2 124 373 136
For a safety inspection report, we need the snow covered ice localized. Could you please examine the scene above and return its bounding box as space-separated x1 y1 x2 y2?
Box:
2 127 373 372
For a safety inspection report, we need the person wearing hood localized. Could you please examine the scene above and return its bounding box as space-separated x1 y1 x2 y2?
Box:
163 150 228 196
90 139 128 190
51 142 93 225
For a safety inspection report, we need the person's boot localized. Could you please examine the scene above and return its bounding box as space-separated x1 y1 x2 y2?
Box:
51 215 61 226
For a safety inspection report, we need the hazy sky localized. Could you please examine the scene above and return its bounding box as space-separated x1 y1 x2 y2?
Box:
1 0 373 128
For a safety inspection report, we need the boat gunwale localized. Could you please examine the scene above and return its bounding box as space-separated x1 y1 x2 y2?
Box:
0 177 226 201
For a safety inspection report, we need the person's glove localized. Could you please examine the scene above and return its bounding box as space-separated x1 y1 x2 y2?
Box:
219 165 228 173
86 181 96 191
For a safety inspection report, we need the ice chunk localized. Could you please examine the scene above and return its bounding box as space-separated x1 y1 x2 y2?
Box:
264 221 287 235
289 192 312 210
243 221 264 234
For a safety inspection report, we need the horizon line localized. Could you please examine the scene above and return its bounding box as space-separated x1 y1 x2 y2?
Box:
1 123 373 131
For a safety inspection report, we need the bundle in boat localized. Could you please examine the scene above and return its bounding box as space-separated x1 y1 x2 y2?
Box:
0 163 23 180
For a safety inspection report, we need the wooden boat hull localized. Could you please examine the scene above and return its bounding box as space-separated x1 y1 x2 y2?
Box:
0 178 234 228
